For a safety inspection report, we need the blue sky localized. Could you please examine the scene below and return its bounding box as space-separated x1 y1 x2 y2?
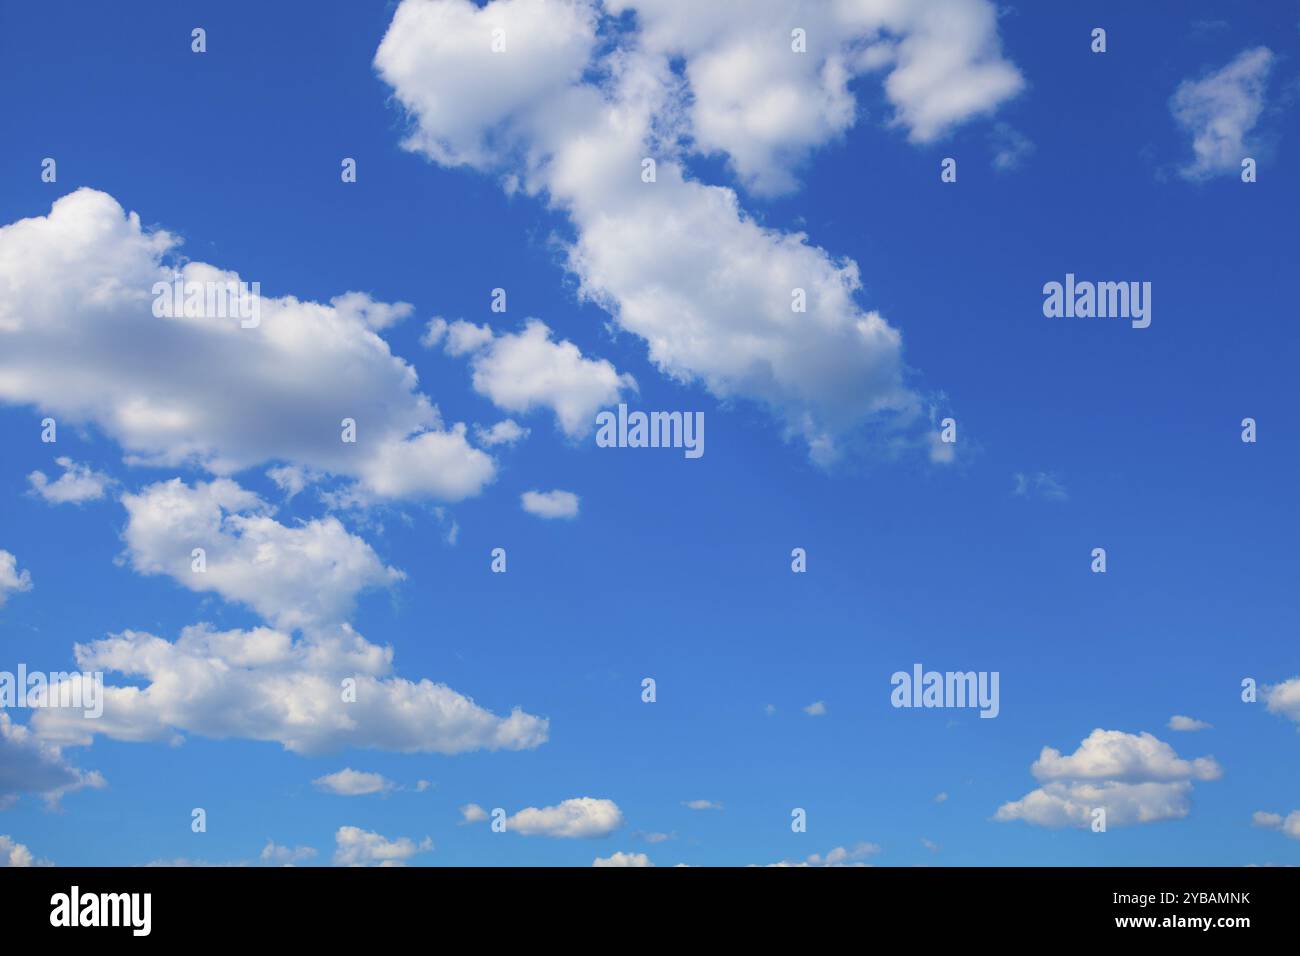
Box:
0 0 1297 867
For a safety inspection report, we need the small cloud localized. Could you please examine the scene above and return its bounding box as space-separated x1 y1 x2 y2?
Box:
312 768 397 797
804 701 827 717
459 803 489 825
682 799 723 811
1253 810 1300 838
0 835 49 867
921 837 940 853
934 792 949 804
1012 471 1068 502
988 122 1034 171
593 851 653 867
259 841 317 866
1171 46 1274 180
1262 677 1300 727
764 704 776 716
521 489 579 520
420 316 450 348
332 826 432 867
328 292 412 331
928 431 956 465
504 797 623 838
1167 715 1211 732
766 842 880 867
266 465 324 499
0 551 32 607
27 458 112 504
474 419 529 447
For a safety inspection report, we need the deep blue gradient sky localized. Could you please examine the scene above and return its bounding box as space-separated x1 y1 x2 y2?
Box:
0 1 1297 866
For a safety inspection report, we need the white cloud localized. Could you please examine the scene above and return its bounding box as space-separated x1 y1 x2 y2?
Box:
504 797 623 837
0 550 32 607
1167 715 1211 732
333 826 432 866
521 489 580 520
1253 811 1300 839
266 465 315 499
682 799 722 811
995 729 1222 828
0 835 47 867
313 768 397 796
474 419 529 447
375 0 1022 465
121 478 404 632
1263 677 1300 727
0 712 105 809
766 841 879 867
375 0 600 168
803 700 827 716
31 622 548 757
27 457 112 504
603 0 1022 193
593 850 653 867
259 841 318 865
440 319 634 437
1171 47 1274 180
31 466 548 762
934 791 949 803
327 291 413 331
1013 471 1067 501
989 122 1034 171
460 802 489 824
0 189 495 502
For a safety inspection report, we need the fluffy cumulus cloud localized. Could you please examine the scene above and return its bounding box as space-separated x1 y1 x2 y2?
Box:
1167 715 1211 732
333 826 432 866
0 189 494 502
120 478 403 631
1263 677 1300 728
492 797 624 838
995 729 1223 828
313 768 396 796
27 457 112 504
593 850 653 867
521 489 580 519
0 550 32 607
30 622 548 757
260 841 318 865
376 0 1021 465
474 419 529 447
0 713 105 809
28 471 547 764
765 842 880 867
0 834 47 867
429 318 634 436
1253 811 1300 839
1171 46 1274 180
607 0 1023 193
